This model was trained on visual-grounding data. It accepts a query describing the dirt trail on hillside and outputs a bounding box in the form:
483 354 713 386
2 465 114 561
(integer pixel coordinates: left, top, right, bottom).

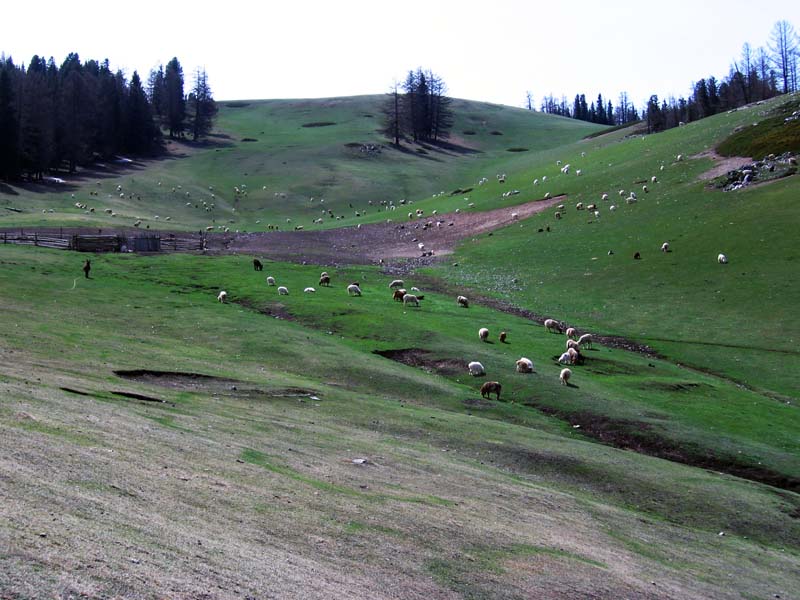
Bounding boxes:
694 149 753 181
206 194 565 265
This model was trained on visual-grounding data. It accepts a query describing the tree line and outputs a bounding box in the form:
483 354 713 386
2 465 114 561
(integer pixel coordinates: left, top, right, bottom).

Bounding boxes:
382 68 454 145
0 53 217 182
528 19 798 133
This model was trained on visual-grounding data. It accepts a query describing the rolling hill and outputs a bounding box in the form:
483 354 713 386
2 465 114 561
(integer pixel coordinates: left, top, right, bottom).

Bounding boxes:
1 94 798 599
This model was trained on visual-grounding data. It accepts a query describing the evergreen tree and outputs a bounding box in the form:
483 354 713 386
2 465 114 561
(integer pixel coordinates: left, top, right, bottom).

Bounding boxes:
0 62 19 180
20 56 56 179
147 65 166 121
187 68 217 141
127 71 157 153
164 57 185 138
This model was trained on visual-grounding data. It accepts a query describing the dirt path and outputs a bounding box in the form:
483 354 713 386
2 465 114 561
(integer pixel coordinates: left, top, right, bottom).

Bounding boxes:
206 194 566 265
694 149 753 181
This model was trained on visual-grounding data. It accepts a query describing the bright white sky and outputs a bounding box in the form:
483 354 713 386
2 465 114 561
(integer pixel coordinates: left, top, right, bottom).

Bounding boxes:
3 0 798 110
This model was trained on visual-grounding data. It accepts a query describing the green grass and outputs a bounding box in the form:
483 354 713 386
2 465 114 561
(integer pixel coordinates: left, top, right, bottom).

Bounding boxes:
0 95 601 233
1 93 800 596
717 95 800 157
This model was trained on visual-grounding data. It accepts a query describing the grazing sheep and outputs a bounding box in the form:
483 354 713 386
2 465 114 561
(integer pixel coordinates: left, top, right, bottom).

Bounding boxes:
586 204 597 211
642 185 649 193
278 286 289 295
516 357 534 373
576 169 582 176
661 242 670 253
480 381 502 400
267 276 276 286
304 287 316 293
566 339 580 352
565 327 577 339
558 351 572 365
554 211 562 220
320 271 329 278
403 293 419 307
560 368 572 385
319 275 331 286
457 295 469 308
217 290 227 303
578 333 593 349
575 202 584 210
347 284 362 296
479 327 489 342
393 288 407 301
468 361 485 376
499 331 507 343
567 347 581 364
601 193 609 201
718 253 728 264
544 319 562 334
633 252 641 259
651 176 658 183
676 154 684 161
389 279 404 289
253 258 263 271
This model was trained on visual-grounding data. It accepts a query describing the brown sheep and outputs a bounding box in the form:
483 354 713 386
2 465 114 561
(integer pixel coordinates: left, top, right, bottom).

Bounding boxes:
480 381 502 400
499 331 507 343
319 275 331 286
393 288 407 301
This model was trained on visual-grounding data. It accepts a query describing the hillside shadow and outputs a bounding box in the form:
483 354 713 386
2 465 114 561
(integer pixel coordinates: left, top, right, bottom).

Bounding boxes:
422 140 482 156
0 183 19 196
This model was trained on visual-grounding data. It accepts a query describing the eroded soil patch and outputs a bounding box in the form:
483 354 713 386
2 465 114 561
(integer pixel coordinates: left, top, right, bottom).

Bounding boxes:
374 348 465 376
527 403 800 492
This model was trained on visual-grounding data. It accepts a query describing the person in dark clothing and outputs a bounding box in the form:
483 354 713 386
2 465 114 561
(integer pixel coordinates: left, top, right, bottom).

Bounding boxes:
83 259 91 278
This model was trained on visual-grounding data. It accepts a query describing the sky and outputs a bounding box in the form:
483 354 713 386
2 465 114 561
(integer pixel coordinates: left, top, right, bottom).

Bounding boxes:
3 0 798 110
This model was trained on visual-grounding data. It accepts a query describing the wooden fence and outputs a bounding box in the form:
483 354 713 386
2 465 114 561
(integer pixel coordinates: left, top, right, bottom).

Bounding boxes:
1 230 205 253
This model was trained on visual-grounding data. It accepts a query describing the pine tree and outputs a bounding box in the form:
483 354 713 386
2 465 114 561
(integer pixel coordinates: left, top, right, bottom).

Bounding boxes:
187 68 217 141
126 71 157 153
0 62 19 180
147 65 166 121
164 57 185 138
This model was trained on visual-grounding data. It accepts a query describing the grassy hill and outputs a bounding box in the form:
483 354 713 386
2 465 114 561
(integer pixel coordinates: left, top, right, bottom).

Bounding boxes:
0 96 600 232
1 94 799 598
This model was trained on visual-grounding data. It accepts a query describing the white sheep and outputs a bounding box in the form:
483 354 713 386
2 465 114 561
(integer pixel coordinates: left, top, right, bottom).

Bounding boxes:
347 284 362 296
457 295 469 308
558 351 572 365
304 287 316 293
267 276 276 286
578 333 593 349
651 176 658 183
389 279 404 289
516 357 534 373
718 253 728 264
278 286 289 295
566 339 580 352
601 193 609 201
511 212 519 221
565 327 577 339
468 361 485 376
575 169 582 176
661 242 670 253
642 185 649 193
402 293 419 307
567 347 580 364
217 290 227 303
560 368 572 385
410 287 421 292
544 319 562 334
478 327 489 342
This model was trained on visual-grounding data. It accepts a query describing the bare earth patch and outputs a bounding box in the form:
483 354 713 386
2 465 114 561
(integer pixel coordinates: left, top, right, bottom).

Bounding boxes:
694 149 753 181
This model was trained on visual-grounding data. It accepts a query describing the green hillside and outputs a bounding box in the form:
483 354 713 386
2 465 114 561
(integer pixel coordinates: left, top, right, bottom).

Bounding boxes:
1 94 799 598
0 96 600 232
